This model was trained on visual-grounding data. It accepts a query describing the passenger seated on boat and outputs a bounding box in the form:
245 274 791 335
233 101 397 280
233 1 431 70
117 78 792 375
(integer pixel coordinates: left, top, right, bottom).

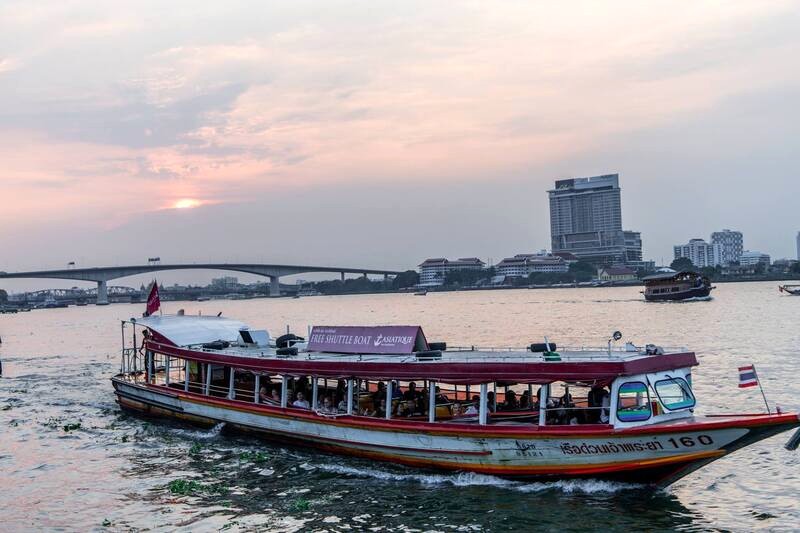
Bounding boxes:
270 388 281 404
337 398 348 413
463 395 480 415
487 391 496 412
319 396 336 414
391 381 403 400
501 390 519 411
374 398 387 418
292 391 310 409
372 382 386 407
587 385 610 423
403 382 420 402
434 386 449 405
259 386 270 403
519 389 532 409
556 392 577 425
451 402 462 416
335 380 347 404
296 377 311 399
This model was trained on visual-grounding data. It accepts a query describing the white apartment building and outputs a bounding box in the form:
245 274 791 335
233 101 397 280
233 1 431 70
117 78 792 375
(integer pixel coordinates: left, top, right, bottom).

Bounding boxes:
796 231 800 261
495 253 568 278
673 239 722 268
739 251 771 268
710 229 743 265
417 257 485 287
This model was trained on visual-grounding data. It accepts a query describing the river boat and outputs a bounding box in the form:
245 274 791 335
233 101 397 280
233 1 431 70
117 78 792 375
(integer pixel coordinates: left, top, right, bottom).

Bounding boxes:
641 271 714 301
414 289 428 296
111 317 800 487
778 284 800 295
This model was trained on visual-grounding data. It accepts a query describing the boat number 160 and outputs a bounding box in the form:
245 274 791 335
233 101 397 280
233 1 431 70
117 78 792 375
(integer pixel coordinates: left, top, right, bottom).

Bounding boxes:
667 435 714 448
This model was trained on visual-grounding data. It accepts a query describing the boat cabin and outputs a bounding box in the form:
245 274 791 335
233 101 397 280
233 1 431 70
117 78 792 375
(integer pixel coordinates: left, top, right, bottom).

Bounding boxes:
118 316 698 431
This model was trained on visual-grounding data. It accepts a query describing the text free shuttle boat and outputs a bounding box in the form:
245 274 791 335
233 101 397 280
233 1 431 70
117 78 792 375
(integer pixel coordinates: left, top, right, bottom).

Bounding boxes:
112 316 800 487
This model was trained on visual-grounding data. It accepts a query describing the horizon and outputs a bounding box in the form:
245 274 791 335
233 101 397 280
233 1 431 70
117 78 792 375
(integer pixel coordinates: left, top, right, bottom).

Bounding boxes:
2 1 800 292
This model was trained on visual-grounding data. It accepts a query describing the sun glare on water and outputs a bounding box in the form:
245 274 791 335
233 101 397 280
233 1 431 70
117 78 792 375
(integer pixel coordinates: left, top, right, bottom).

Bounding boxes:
172 198 202 209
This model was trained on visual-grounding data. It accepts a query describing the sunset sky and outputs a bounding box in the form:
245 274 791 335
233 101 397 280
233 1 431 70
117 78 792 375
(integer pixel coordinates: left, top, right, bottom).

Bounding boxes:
2 1 799 289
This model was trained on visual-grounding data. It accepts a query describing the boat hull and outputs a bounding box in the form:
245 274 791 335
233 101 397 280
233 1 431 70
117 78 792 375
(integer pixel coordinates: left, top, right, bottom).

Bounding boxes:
644 286 713 302
112 378 799 487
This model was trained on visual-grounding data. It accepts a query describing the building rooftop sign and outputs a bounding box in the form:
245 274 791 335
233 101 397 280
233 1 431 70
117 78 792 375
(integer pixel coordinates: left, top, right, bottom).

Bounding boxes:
308 325 429 354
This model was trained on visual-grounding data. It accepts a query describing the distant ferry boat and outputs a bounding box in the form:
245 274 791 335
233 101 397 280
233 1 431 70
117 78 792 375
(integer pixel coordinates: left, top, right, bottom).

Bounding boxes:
112 316 799 487
642 271 714 301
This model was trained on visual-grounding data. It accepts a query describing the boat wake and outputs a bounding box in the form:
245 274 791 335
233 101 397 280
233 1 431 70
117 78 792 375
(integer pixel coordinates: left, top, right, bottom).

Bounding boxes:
166 422 226 440
652 296 713 303
315 463 642 494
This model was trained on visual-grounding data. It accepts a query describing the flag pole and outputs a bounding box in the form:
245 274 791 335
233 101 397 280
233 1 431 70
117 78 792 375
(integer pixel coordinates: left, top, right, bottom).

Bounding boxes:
753 365 771 414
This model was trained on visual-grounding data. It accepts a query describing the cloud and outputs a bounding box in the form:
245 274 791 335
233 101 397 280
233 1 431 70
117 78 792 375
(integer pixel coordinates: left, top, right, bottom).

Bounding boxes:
1 0 800 269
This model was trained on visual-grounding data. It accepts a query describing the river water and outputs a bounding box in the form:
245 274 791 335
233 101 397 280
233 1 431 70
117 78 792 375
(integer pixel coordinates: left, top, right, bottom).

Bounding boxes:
1 282 798 532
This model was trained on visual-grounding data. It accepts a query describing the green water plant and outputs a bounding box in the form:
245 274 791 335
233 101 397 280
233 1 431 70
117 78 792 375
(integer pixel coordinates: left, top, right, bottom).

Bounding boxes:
62 422 81 432
291 498 310 512
167 479 202 495
239 450 269 464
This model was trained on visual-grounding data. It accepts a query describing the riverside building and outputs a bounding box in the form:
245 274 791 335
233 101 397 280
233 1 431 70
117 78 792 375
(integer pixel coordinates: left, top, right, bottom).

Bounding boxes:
548 174 642 266
710 229 743 266
494 253 568 278
673 239 722 268
796 231 800 261
417 257 485 287
739 251 771 268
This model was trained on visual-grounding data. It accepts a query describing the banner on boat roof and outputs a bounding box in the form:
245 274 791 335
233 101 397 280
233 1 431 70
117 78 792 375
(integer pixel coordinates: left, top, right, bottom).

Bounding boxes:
308 325 428 354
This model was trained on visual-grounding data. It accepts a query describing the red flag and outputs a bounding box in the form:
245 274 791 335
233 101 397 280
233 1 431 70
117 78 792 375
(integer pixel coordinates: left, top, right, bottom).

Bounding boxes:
145 281 160 317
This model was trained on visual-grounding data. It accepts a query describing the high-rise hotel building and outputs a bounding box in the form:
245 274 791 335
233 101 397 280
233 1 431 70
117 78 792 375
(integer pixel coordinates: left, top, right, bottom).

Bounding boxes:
548 174 642 266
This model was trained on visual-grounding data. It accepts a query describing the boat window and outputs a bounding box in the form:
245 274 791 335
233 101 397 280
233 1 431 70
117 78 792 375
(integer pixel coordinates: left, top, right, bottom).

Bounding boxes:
616 382 651 422
654 377 695 410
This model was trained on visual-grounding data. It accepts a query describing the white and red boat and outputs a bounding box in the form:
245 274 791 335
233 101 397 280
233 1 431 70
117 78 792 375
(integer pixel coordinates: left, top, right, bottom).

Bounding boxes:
112 316 800 487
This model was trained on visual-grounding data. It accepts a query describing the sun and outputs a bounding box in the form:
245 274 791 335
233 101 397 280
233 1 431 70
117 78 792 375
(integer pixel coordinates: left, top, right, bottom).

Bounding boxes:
172 198 202 209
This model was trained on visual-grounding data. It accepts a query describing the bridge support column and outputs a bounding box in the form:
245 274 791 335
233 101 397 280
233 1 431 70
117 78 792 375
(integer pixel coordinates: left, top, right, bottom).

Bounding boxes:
340 272 345 282
96 280 109 306
269 275 280 297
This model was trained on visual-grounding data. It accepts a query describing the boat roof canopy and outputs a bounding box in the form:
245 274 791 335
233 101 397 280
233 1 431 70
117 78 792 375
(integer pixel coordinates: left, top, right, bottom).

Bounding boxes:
146 340 699 385
642 270 700 282
134 315 249 347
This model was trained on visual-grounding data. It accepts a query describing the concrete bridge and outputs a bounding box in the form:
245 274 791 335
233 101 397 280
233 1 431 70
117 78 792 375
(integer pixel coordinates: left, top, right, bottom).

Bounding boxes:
0 263 403 304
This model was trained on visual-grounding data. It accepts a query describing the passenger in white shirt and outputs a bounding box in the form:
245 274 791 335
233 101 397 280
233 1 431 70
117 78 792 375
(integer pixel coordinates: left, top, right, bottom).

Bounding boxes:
292 391 310 409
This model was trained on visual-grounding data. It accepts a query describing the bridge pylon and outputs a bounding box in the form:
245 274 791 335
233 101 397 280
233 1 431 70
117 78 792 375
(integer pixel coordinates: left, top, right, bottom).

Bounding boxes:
97 280 109 305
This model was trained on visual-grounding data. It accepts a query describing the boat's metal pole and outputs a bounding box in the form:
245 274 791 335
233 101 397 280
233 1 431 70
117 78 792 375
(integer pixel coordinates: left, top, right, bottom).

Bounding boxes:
254 374 261 403
479 383 488 425
281 376 288 408
753 365 771 414
228 368 235 400
184 360 190 392
204 364 212 395
312 377 318 410
346 379 354 415
165 356 170 386
492 382 497 412
428 381 436 423
538 384 549 426
385 381 393 420
120 322 125 374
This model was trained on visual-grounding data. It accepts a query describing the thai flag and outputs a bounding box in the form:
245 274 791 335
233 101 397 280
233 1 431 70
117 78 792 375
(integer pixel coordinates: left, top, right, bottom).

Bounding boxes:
738 365 759 388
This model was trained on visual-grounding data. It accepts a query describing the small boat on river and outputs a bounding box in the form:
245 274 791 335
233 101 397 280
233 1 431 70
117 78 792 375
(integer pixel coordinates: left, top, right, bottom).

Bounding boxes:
778 284 800 295
112 316 800 487
641 271 714 301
